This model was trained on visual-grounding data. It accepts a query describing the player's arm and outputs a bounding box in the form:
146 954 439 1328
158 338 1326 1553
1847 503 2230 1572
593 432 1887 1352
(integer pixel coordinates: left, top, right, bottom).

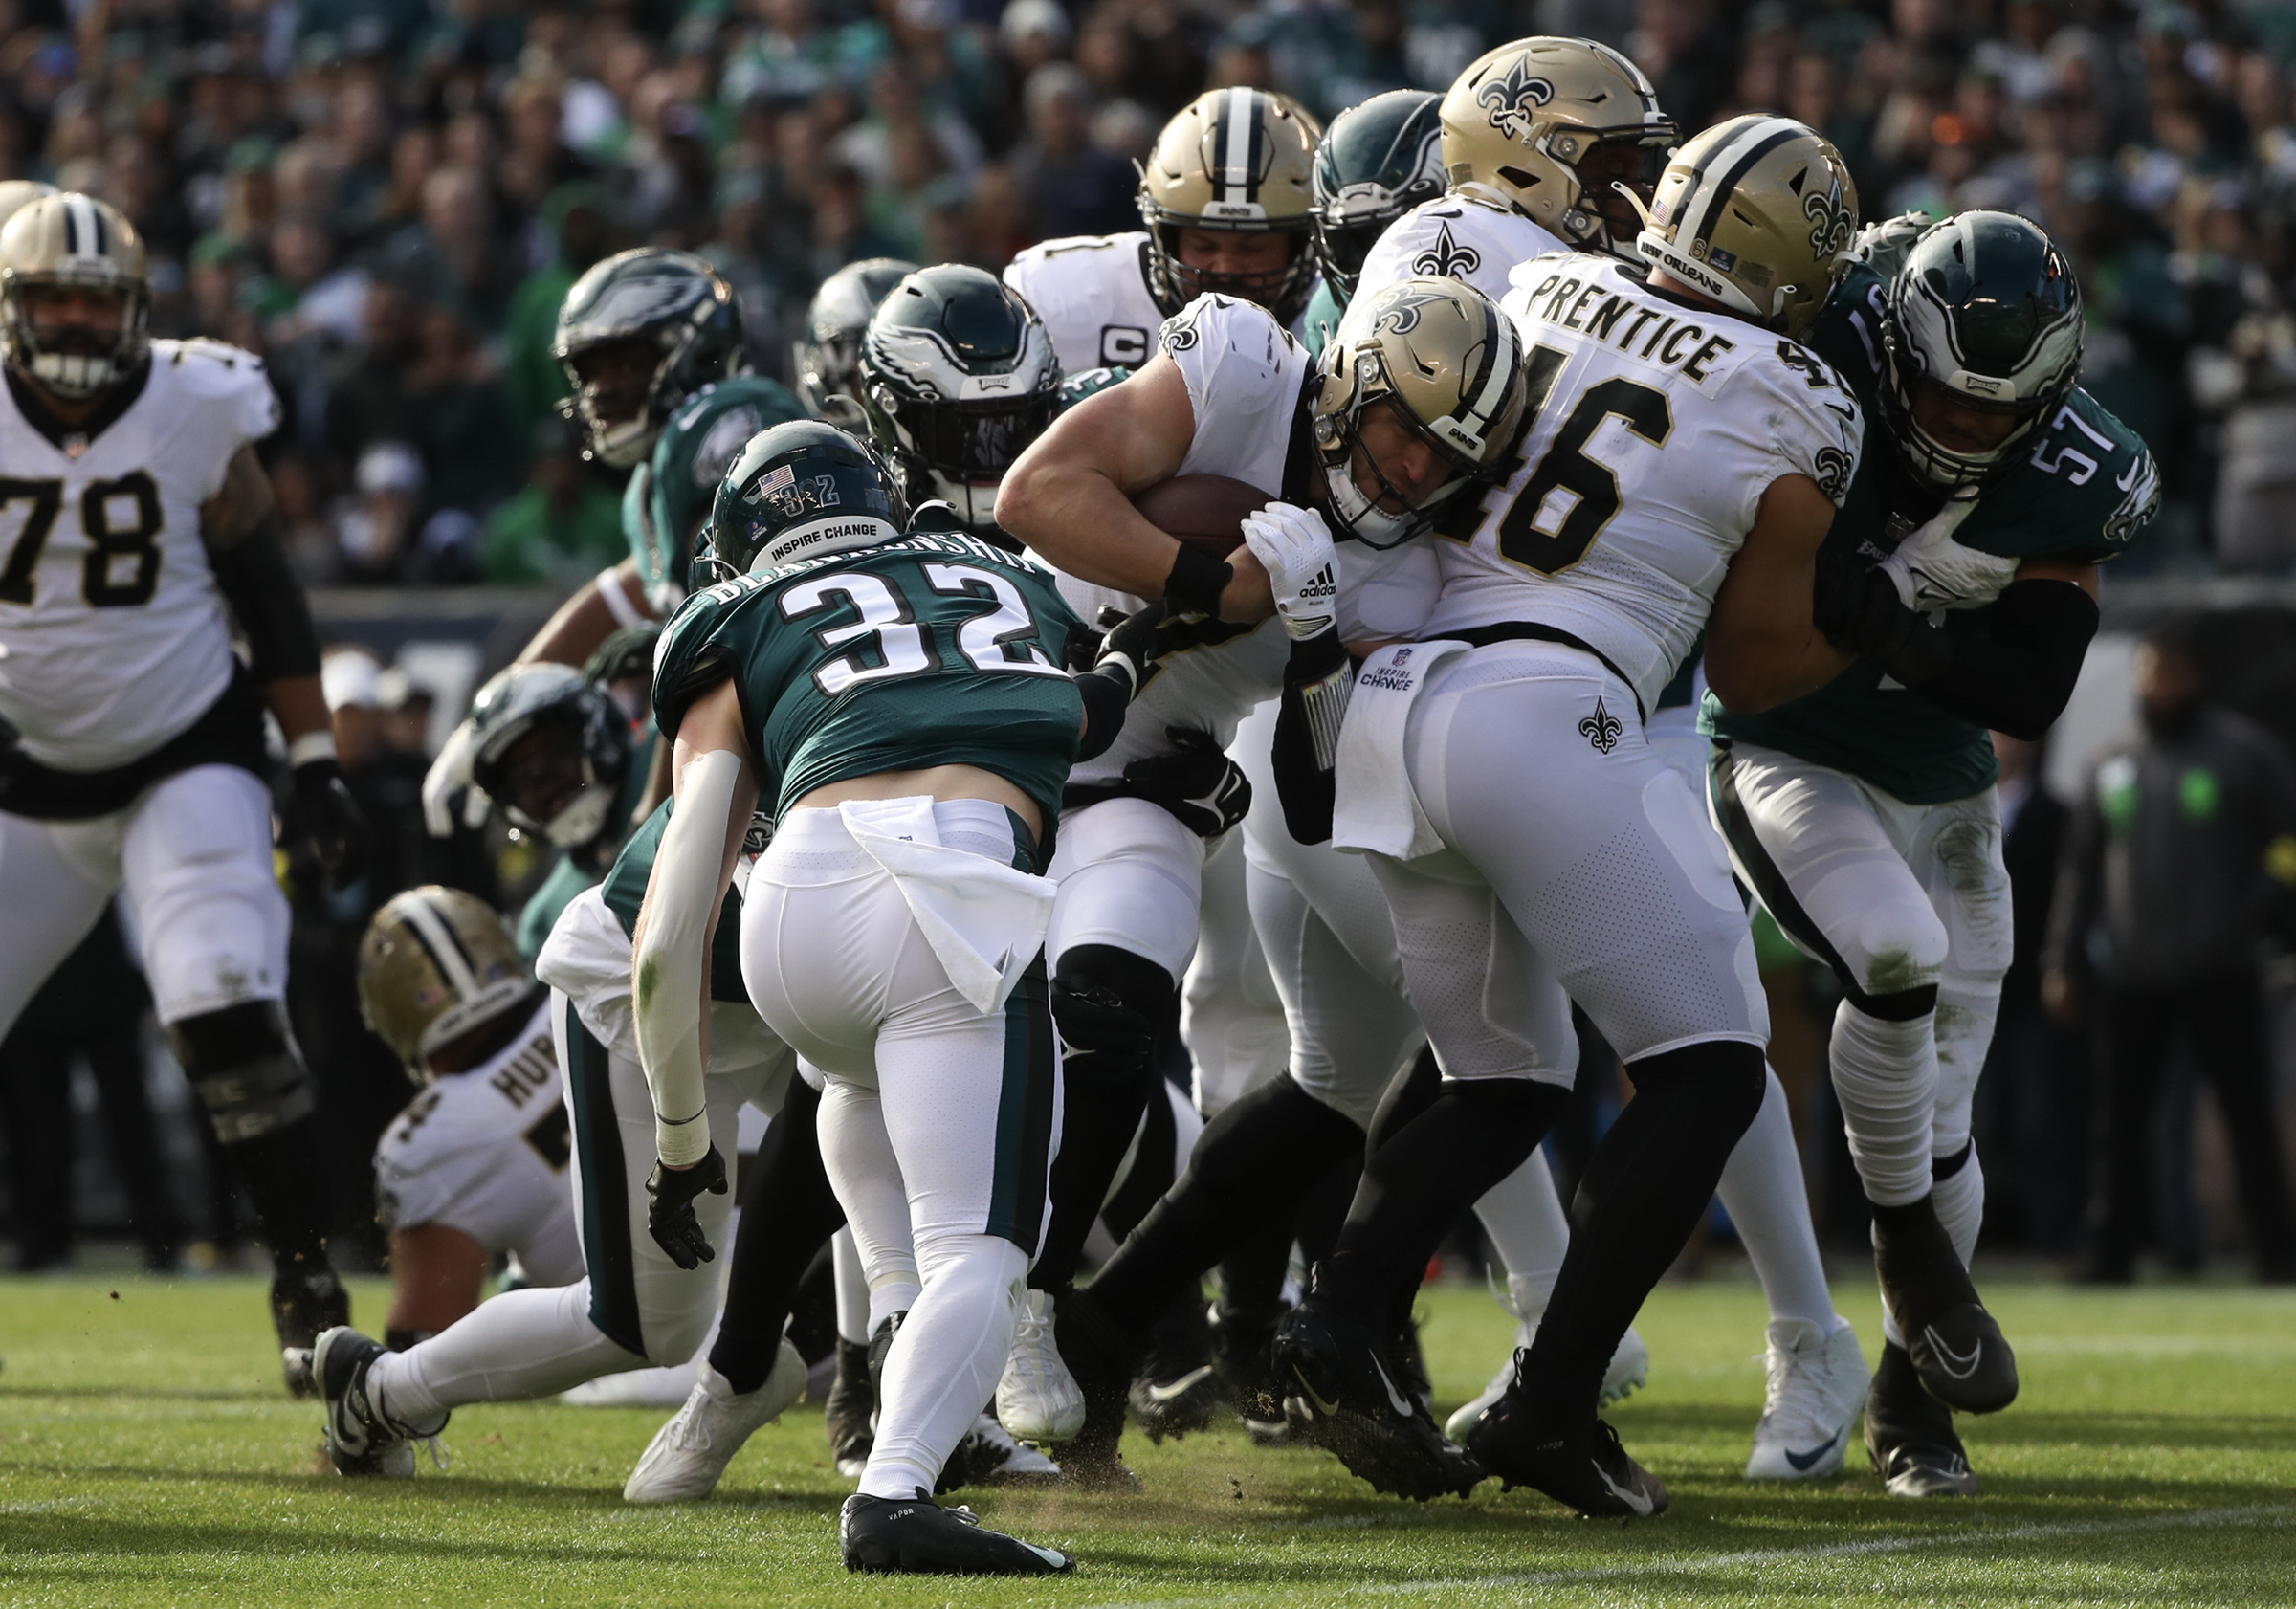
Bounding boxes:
200 443 369 881
384 1222 489 1349
1704 474 1856 714
518 558 657 668
629 677 754 1266
996 356 1272 623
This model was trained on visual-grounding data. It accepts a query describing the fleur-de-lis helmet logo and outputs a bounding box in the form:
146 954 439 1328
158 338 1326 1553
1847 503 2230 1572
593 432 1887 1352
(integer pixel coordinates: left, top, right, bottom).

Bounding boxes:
1370 286 1453 337
1803 179 1853 261
1476 59 1555 141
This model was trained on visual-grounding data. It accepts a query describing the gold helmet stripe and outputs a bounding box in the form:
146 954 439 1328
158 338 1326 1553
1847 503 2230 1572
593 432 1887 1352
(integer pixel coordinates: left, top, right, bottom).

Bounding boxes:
1676 116 1803 261
394 890 483 1000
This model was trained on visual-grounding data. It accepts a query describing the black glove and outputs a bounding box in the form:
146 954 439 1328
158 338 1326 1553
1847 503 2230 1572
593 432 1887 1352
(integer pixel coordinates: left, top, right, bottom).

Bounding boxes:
288 759 370 890
646 1144 728 1269
1119 727 1252 837
1049 975 1156 1069
1093 600 1176 696
1812 547 1924 666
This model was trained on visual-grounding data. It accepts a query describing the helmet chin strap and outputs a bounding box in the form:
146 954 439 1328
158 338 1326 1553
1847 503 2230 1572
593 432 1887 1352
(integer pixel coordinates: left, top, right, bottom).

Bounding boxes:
591 413 658 469
1322 457 1417 549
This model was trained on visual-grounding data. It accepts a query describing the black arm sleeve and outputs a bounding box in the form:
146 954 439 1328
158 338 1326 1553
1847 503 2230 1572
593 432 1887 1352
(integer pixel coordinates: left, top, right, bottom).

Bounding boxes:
1882 580 2101 742
1073 666 1130 762
1270 629 1349 847
208 511 321 683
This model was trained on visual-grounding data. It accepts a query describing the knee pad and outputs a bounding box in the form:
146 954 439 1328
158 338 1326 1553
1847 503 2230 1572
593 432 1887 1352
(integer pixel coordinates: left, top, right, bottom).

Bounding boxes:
168 1002 316 1144
1051 944 1174 1078
1623 1038 1770 1135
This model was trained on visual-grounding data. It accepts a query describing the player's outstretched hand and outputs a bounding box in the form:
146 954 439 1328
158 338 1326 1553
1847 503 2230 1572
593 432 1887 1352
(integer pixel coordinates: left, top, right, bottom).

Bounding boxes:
1121 728 1252 837
290 759 371 891
1240 502 1337 642
1093 600 1175 697
646 1146 728 1269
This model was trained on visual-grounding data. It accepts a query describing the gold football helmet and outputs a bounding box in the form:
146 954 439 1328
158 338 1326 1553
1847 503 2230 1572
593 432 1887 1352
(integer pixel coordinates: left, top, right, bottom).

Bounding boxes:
1312 276 1531 548
1138 87 1322 322
1440 37 1676 256
0 192 149 398
358 887 533 1082
0 181 58 233
1633 114 1858 339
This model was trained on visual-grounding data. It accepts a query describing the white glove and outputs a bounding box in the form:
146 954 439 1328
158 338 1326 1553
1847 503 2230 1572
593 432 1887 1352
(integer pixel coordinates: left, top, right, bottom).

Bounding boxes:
1240 501 1337 642
419 717 489 837
1877 495 2019 613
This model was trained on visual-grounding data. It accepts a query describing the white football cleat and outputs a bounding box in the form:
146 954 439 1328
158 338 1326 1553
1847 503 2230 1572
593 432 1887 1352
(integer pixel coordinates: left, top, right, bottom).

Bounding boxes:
623 1344 807 1504
995 1291 1085 1444
1745 1316 1870 1480
939 1412 1063 1490
1443 1275 1649 1443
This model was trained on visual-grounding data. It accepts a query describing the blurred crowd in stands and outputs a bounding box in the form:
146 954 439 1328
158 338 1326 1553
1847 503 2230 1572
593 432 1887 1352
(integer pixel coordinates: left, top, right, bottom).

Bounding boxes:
4 0 2296 1280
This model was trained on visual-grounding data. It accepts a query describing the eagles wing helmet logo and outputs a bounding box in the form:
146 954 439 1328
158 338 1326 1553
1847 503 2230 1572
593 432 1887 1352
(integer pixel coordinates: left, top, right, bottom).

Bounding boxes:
1411 223 1482 280
1476 60 1556 140
1578 696 1623 755
1370 286 1453 337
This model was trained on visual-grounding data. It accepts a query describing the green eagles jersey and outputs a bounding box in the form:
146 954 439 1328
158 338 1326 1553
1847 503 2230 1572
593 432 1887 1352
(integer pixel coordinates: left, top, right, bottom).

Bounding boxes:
513 723 660 962
599 799 749 1003
1299 279 1345 364
625 375 809 606
652 514 1087 842
1701 262 2160 804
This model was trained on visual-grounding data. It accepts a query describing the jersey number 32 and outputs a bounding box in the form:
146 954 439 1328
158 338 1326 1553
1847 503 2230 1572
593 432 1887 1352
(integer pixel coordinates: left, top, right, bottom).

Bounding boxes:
781 562 1068 696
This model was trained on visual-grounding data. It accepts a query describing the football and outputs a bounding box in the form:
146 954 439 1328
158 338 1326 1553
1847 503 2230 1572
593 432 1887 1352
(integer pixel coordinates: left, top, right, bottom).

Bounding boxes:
1130 474 1269 558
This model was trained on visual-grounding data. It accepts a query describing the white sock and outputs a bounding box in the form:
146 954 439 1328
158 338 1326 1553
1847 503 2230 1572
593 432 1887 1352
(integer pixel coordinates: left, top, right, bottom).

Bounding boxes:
1470 1145 1567 1310
1717 1066 1838 1329
1829 1003 1938 1208
831 1226 872 1346
370 1282 640 1428
859 1234 1027 1500
1931 1146 1985 1270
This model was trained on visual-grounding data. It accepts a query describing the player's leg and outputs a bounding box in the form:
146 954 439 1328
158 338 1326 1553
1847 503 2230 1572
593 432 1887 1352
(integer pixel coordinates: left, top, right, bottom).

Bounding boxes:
0 808 115 1040
826 1226 876 1475
1712 742 2016 1419
2183 969 2296 1277
119 764 344 1393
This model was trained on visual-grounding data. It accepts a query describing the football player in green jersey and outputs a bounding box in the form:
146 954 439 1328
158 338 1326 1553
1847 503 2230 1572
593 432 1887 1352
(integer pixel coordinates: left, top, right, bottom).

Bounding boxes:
1701 210 2159 1498
634 420 1163 1574
1298 89 1446 359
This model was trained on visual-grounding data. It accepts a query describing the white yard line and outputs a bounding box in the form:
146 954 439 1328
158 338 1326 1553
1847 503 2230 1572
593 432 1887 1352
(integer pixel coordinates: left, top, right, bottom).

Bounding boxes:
1083 1501 2293 1608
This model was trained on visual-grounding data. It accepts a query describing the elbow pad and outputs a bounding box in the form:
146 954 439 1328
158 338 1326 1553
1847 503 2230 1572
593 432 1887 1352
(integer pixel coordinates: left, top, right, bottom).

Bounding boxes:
1896 580 2101 740
210 512 320 682
633 749 740 1167
1270 629 1349 846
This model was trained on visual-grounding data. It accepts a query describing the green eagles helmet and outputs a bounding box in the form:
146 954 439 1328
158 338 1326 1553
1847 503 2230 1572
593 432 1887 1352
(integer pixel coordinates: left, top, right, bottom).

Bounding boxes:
554 248 746 469
858 265 1061 537
1312 90 1446 307
705 420 908 577
466 662 633 850
1881 210 2084 492
791 256 918 427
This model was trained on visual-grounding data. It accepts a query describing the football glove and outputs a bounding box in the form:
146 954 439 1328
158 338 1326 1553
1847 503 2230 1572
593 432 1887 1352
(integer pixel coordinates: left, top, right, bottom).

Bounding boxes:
1877 498 2019 612
1118 727 1253 838
288 759 371 890
1241 502 1337 643
1093 599 1175 698
646 1145 728 1270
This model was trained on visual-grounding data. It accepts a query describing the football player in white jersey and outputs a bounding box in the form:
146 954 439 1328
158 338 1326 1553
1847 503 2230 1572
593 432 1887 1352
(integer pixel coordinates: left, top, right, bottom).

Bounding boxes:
1340 40 1876 1479
998 275 1531 1483
357 889 586 1348
1254 116 1869 1517
1004 87 1322 374
0 193 367 1389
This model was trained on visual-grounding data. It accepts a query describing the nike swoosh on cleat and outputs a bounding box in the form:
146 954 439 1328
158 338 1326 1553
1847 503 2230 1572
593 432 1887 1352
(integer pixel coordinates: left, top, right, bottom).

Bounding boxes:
1292 1368 1341 1421
1596 1466 1656 1515
1368 1356 1415 1419
1783 1438 1839 1472
1142 1366 1216 1404
1924 1327 1982 1379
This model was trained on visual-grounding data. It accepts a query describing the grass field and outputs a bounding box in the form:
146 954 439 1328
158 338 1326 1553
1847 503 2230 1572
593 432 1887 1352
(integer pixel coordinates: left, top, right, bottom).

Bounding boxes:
2 1273 2292 1606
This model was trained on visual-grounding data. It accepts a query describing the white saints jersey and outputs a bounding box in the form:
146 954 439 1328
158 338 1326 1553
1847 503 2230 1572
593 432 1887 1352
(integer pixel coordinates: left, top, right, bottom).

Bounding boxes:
1004 231 1171 375
1356 190 1568 309
372 998 586 1289
1421 253 1865 714
0 340 279 770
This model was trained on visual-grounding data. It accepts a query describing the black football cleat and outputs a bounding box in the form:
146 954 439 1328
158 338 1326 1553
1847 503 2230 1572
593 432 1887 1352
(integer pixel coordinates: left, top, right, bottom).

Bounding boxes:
1208 1300 1292 1445
273 1265 349 1398
826 1337 875 1480
1051 1290 1141 1491
1127 1293 1222 1443
313 1326 447 1478
1462 1389 1667 1518
1865 1340 1980 1497
840 1488 1074 1575
1271 1297 1483 1501
1872 1198 2018 1414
